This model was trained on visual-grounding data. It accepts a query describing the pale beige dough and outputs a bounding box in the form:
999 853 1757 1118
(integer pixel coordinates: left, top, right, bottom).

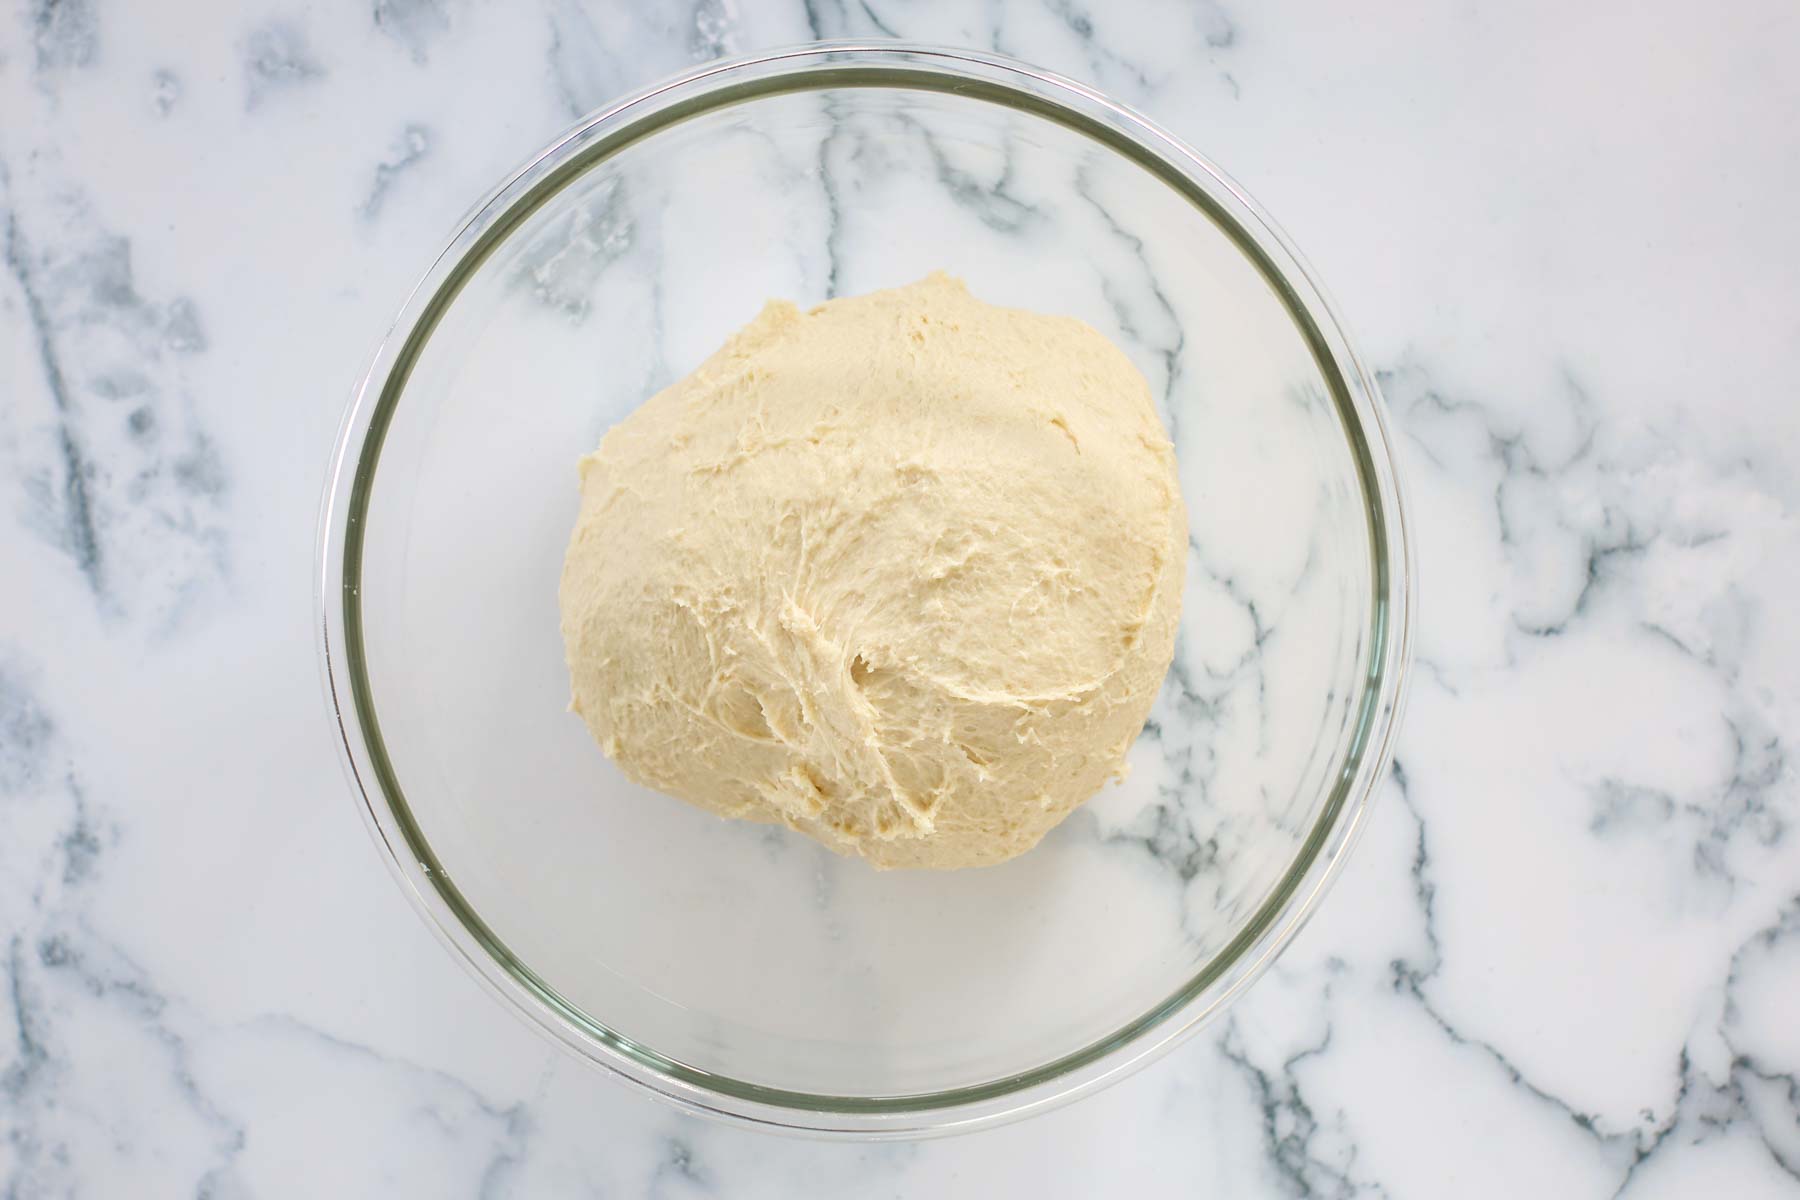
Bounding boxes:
559 273 1186 869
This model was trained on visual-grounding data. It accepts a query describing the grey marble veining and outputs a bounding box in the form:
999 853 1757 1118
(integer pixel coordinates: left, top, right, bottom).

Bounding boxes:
3 0 1798 1195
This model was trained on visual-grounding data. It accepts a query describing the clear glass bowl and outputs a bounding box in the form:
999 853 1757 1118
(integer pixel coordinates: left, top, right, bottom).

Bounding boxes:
318 43 1412 1136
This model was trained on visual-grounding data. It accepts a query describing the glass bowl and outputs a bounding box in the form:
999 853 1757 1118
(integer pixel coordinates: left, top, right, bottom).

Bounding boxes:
318 43 1412 1137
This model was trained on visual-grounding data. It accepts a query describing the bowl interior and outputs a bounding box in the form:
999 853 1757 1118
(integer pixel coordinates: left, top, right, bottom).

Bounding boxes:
352 81 1375 1100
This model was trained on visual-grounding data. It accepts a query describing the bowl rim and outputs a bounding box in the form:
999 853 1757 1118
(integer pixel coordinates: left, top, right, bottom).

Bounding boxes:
316 40 1415 1138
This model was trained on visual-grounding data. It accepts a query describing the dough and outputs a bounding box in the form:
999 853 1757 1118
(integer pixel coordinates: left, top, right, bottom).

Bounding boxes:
559 273 1186 869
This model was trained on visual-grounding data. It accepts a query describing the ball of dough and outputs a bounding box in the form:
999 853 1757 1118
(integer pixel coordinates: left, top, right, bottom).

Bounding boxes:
560 273 1186 869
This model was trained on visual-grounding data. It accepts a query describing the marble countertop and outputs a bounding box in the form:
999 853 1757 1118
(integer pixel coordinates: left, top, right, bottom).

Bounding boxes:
5 0 1798 1195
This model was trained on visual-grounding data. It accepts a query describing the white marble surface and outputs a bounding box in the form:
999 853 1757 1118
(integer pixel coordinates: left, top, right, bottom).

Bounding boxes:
3 0 1798 1194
